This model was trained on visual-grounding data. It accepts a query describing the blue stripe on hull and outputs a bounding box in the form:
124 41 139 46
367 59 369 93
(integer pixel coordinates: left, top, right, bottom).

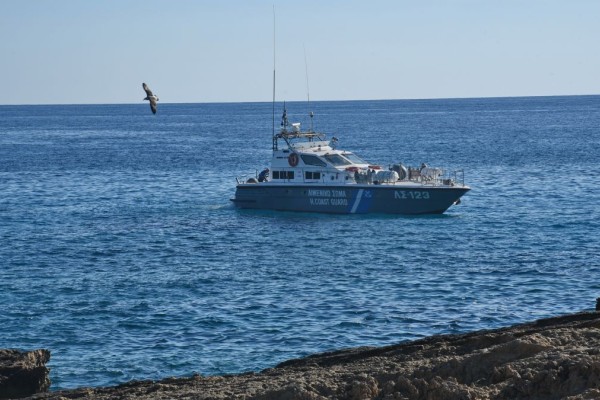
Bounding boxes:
346 188 374 214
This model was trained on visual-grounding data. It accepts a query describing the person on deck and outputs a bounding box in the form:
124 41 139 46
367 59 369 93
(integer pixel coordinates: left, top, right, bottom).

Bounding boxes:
258 168 270 182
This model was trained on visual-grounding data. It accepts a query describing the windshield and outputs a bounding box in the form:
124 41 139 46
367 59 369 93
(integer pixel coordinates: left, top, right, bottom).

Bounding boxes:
342 152 368 164
323 154 352 166
300 154 327 167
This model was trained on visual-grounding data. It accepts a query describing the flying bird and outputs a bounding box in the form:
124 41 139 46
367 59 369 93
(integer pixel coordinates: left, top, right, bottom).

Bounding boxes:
142 83 159 114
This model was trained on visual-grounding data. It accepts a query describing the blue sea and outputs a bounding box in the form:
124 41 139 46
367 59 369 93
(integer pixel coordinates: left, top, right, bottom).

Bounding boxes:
1 96 599 390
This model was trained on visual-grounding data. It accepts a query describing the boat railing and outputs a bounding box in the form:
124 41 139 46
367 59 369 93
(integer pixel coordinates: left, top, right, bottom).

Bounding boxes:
237 167 466 187
417 168 466 187
452 169 466 187
236 171 259 184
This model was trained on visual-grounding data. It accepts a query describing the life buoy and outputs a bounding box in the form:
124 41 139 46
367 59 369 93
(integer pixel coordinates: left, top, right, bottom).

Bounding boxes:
288 153 299 167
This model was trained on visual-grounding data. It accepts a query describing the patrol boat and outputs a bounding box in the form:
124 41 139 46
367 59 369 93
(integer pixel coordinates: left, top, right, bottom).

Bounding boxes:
231 107 470 214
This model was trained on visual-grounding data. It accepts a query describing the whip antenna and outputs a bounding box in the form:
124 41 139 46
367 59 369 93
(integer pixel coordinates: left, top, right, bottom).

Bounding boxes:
272 5 276 144
303 45 314 132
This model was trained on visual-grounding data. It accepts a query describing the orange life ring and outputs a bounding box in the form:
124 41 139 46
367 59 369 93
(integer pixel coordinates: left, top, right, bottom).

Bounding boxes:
288 153 299 167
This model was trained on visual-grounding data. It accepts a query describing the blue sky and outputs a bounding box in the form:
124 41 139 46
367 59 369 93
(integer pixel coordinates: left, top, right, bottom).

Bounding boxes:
1 0 599 105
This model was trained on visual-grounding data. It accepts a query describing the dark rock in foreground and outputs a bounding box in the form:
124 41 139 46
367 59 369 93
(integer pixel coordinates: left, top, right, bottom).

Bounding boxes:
13 311 600 399
0 349 50 399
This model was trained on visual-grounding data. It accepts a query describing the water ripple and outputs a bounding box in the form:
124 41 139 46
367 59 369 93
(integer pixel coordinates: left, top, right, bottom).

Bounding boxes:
1 99 599 389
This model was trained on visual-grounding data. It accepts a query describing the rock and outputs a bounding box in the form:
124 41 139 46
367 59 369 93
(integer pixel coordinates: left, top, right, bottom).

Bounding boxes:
0 349 50 399
348 375 379 400
12 311 600 399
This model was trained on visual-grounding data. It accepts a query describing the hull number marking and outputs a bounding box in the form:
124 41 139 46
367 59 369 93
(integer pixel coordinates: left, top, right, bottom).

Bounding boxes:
394 191 431 200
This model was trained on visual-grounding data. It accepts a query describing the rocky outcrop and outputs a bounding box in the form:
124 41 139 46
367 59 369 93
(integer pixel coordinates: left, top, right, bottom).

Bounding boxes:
0 349 50 399
20 311 600 400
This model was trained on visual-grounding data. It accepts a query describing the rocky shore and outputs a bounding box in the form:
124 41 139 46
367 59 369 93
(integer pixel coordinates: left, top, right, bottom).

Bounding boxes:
3 310 600 399
0 349 50 399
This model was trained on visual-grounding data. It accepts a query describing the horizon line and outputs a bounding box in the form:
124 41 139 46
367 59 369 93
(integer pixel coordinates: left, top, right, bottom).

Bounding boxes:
1 93 599 107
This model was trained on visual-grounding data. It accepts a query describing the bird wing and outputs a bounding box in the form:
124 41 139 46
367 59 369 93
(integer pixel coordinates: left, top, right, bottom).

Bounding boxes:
142 82 153 97
149 98 157 114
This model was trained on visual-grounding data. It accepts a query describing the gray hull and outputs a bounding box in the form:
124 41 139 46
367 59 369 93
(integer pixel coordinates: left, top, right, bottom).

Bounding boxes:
231 184 469 215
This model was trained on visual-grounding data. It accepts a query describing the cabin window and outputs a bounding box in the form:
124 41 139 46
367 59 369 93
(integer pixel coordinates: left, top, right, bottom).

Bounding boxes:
273 171 294 180
300 154 327 167
324 154 351 166
305 171 321 180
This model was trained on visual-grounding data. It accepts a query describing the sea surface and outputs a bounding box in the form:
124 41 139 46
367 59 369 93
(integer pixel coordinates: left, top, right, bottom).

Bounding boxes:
1 96 599 390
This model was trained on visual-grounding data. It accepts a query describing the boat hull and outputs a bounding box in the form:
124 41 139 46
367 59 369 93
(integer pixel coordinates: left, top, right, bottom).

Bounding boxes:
231 184 469 215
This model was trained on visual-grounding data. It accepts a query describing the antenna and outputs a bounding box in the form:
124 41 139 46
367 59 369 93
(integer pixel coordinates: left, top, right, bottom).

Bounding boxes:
303 45 314 132
272 5 277 150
